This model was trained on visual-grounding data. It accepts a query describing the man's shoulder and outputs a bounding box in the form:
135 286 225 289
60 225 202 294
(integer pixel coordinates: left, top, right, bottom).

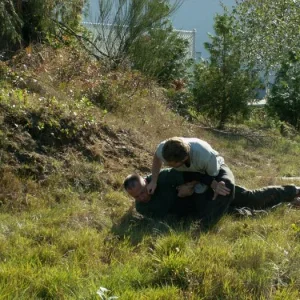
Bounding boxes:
188 137 211 148
189 138 216 159
157 168 183 185
145 169 179 182
159 168 181 177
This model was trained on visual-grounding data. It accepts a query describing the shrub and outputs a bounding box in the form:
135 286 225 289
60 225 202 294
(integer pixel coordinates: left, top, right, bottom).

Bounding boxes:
130 25 192 86
267 60 300 130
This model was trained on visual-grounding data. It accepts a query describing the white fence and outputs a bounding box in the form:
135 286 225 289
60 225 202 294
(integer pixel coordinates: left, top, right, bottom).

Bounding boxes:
82 22 196 60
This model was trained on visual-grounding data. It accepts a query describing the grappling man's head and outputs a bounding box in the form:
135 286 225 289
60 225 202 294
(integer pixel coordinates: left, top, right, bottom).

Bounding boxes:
123 174 151 203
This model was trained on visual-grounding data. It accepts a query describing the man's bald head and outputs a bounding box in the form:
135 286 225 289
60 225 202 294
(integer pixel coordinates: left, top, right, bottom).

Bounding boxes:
123 174 151 203
123 174 143 190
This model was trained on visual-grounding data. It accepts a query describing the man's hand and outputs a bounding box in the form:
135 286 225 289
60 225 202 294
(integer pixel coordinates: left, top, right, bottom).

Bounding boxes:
147 180 157 194
177 182 195 198
211 180 231 200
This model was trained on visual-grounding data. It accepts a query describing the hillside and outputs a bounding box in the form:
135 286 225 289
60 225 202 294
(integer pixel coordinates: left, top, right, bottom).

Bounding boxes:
1 45 300 299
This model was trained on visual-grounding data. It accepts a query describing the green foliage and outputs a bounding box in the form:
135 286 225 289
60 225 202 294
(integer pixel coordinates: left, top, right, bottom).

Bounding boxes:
130 25 192 85
0 0 22 51
193 12 260 128
267 61 300 130
88 0 182 67
0 89 98 149
232 0 300 71
0 0 88 55
166 88 193 118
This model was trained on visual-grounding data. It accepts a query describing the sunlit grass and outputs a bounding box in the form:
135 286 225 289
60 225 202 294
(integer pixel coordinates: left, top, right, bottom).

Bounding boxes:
1 46 300 299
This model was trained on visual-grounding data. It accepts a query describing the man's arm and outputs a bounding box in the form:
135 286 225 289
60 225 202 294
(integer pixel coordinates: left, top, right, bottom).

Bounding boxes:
147 153 162 194
180 172 230 199
177 180 199 197
175 172 212 197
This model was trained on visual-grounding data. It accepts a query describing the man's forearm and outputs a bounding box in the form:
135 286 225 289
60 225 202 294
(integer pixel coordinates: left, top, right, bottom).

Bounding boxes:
186 180 200 188
151 154 162 183
177 180 200 198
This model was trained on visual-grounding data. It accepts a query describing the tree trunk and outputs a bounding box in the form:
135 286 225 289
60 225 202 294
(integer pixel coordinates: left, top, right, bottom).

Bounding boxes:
14 0 22 15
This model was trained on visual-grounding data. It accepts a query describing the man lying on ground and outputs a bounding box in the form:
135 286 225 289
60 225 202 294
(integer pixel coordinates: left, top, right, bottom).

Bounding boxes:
124 169 300 227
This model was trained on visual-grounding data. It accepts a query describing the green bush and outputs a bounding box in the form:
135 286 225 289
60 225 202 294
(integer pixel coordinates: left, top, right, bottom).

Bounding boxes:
165 88 193 118
267 60 300 130
130 25 192 86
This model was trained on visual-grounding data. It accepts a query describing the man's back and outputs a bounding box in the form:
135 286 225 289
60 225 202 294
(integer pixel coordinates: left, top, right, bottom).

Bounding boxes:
135 169 184 218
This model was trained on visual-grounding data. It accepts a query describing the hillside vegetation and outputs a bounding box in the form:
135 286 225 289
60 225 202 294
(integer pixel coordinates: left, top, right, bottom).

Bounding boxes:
1 46 300 299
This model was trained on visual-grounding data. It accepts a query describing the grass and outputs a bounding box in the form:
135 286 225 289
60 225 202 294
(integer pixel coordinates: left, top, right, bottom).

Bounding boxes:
0 45 300 299
2 208 300 299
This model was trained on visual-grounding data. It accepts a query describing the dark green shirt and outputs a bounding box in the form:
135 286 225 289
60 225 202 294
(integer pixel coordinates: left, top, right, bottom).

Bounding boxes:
135 169 184 218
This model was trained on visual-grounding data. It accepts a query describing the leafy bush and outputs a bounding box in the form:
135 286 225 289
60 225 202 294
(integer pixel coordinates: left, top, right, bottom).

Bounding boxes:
267 60 300 130
130 25 192 86
165 88 193 118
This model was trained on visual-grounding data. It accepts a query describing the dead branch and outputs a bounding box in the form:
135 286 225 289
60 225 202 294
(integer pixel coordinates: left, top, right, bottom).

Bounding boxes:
192 124 270 144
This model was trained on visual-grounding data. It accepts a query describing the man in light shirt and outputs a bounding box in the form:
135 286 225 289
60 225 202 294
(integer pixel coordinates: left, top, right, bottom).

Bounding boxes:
147 137 234 224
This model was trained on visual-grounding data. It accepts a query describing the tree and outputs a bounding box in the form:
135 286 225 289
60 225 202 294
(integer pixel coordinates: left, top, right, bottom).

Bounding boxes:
0 0 22 52
232 0 300 72
88 0 183 66
193 12 260 129
0 0 88 57
129 24 191 85
267 60 300 130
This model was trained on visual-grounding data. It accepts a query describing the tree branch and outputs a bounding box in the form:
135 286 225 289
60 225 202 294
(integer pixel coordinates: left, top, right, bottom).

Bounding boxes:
51 19 110 60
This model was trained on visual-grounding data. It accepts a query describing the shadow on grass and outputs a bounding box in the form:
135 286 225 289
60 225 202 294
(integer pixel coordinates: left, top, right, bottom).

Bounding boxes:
110 210 205 245
110 204 281 246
